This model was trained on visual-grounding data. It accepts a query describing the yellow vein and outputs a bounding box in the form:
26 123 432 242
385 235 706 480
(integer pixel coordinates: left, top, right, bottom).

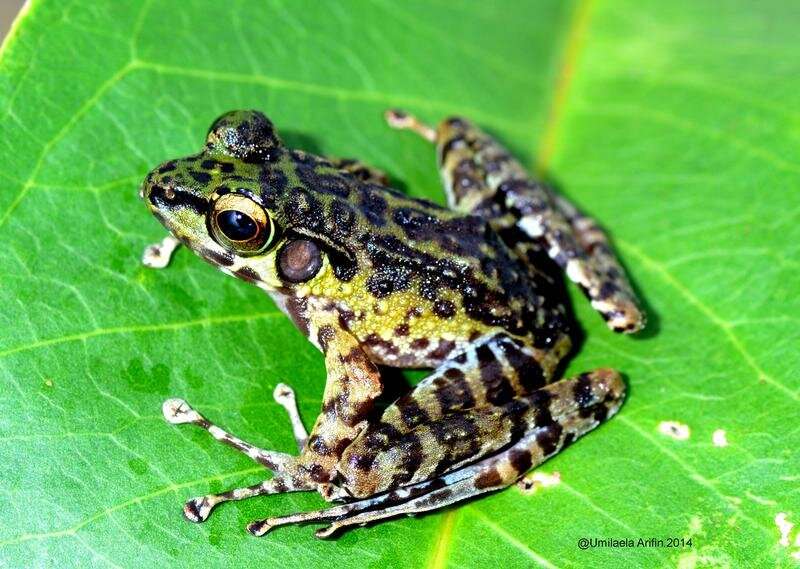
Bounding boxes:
421 4 598 565
534 0 595 173
618 239 799 402
0 311 282 360
0 0 34 62
0 466 264 547
427 510 457 569
421 4 599 566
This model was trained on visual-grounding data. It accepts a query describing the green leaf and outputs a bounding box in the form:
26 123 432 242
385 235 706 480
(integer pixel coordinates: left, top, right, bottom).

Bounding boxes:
0 0 797 567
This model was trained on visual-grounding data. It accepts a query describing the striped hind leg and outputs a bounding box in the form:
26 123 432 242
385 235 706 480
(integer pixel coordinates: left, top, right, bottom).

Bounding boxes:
248 369 625 537
387 110 645 334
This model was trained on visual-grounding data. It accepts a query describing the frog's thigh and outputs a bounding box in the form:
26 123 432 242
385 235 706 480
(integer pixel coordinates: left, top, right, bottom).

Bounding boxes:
383 332 557 433
299 323 383 483
337 333 567 498
252 369 625 537
326 157 390 186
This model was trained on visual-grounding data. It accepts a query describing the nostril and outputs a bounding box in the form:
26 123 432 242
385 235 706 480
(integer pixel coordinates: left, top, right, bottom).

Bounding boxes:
148 184 175 201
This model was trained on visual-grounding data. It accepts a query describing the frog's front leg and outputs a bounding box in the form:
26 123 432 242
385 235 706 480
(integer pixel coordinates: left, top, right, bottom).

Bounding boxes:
297 318 383 493
161 391 315 522
141 234 181 269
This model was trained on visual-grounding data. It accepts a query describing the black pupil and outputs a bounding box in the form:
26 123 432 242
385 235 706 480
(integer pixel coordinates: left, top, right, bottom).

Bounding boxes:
217 210 259 241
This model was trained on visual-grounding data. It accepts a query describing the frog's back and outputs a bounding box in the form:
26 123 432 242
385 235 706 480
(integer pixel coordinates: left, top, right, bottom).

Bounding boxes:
270 151 572 366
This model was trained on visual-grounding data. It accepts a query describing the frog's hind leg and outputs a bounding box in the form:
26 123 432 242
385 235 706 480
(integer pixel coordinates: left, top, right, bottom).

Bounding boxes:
387 110 645 333
248 369 625 537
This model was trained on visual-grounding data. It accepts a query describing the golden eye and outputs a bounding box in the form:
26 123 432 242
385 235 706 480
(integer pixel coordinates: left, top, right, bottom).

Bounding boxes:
209 193 275 254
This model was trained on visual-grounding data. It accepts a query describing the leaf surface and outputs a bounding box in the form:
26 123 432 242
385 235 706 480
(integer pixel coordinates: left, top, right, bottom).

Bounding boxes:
0 1 797 567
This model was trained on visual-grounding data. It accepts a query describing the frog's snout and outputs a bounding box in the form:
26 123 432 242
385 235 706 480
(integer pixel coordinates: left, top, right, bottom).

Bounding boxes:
140 163 181 214
138 171 154 201
139 168 159 204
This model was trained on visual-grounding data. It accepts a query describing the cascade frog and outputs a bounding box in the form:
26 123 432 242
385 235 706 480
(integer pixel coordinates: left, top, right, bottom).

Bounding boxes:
140 109 645 537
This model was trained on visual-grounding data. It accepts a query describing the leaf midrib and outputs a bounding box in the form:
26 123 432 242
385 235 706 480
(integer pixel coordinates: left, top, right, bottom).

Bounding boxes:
425 1 596 567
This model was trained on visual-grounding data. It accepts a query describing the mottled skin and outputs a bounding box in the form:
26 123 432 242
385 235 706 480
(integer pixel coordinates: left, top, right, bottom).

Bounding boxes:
141 110 645 537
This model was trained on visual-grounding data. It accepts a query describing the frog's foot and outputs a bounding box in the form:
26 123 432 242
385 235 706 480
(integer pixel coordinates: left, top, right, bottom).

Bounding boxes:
248 369 626 538
385 109 438 143
142 234 181 269
162 398 293 472
272 383 308 452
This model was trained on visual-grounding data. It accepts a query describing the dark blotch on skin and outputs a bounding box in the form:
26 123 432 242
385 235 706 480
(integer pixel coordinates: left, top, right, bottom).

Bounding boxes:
396 396 431 429
474 467 503 489
498 336 545 391
317 325 336 352
410 338 430 351
509 449 533 474
284 296 310 337
366 265 412 298
536 422 563 456
190 171 212 184
439 134 467 163
394 435 425 486
429 339 456 361
278 239 323 283
593 402 609 423
348 452 375 471
477 344 513 405
234 266 260 283
149 185 207 215
432 299 457 319
202 247 234 267
157 160 177 174
573 374 594 408
528 389 553 429
434 369 476 412
360 186 388 226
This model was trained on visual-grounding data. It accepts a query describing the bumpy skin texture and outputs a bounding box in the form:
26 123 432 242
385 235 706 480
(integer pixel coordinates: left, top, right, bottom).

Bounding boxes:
141 110 645 537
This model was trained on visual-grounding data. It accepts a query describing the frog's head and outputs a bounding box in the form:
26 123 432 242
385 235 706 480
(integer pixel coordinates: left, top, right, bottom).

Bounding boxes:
141 110 328 291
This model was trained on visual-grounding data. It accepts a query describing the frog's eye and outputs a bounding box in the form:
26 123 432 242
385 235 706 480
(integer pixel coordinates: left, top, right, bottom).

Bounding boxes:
209 193 275 254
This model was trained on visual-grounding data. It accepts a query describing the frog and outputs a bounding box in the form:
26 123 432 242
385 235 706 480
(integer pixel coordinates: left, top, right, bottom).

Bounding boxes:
140 108 645 538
